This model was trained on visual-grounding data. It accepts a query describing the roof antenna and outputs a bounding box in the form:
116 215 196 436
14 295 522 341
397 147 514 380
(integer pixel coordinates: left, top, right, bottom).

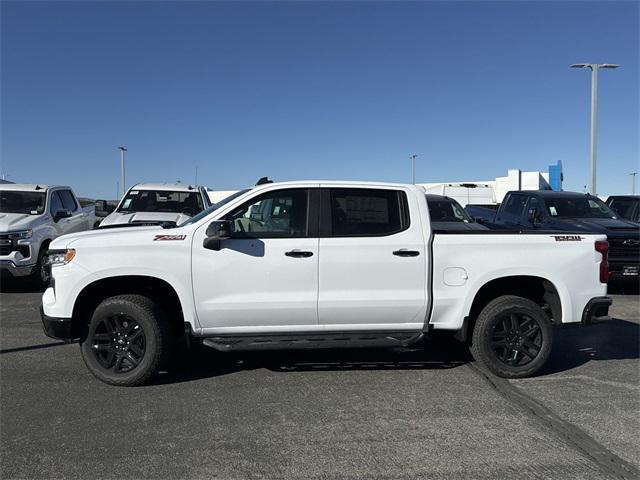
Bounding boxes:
255 177 273 186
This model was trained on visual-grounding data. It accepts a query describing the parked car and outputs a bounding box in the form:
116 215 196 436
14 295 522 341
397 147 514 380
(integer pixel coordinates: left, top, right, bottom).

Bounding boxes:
426 194 488 231
606 195 639 223
483 190 640 279
99 183 211 227
0 184 96 285
42 180 611 386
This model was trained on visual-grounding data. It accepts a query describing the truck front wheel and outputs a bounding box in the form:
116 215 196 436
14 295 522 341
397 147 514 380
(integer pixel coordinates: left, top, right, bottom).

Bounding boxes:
79 295 172 386
470 295 552 378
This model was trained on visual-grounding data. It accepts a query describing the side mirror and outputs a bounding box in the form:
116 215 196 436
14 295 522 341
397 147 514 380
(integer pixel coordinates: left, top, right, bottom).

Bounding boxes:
95 200 115 217
203 220 231 251
53 209 72 222
527 207 543 227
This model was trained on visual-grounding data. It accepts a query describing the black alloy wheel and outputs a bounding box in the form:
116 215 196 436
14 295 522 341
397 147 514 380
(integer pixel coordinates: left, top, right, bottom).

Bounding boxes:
80 294 172 386
490 312 542 367
91 314 146 373
470 295 553 378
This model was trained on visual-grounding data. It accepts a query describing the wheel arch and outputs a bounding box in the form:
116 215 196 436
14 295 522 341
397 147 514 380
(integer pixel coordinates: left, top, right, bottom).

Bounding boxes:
456 275 562 343
71 275 187 340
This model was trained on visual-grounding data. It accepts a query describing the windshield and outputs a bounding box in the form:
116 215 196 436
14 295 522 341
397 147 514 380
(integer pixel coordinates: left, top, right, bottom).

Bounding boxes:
118 190 204 216
0 191 46 215
428 198 474 222
607 198 637 219
544 196 617 219
179 189 251 227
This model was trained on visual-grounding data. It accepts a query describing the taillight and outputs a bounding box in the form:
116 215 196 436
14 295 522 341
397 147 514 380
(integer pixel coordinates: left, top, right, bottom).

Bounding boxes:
595 240 609 283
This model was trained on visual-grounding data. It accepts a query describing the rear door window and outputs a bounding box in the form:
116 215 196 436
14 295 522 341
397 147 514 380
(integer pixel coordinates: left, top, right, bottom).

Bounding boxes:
328 188 409 236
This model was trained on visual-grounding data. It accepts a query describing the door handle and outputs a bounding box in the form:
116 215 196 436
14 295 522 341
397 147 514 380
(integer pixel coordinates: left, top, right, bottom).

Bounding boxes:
285 250 314 258
393 249 420 257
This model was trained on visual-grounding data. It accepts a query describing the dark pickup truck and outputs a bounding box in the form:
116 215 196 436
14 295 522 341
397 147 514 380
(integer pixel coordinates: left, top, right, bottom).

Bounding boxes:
469 190 640 280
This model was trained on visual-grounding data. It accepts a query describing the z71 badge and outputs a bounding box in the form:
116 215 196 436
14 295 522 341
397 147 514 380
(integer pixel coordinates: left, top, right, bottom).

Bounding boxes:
552 235 584 242
153 234 186 241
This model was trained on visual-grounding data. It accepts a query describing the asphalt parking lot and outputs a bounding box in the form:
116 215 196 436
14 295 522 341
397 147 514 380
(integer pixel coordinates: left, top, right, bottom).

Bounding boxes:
1 283 638 480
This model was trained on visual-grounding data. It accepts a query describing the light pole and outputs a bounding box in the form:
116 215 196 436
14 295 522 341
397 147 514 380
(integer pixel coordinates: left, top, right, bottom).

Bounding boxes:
118 146 127 198
570 63 619 196
409 154 417 184
631 172 638 195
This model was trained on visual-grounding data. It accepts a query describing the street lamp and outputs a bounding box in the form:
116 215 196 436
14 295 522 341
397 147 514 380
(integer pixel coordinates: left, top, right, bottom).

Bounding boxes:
631 172 638 195
571 63 619 196
118 146 127 198
409 154 417 184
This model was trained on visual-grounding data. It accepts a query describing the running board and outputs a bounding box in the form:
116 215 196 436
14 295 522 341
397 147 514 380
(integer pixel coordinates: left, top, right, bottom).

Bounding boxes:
201 331 424 352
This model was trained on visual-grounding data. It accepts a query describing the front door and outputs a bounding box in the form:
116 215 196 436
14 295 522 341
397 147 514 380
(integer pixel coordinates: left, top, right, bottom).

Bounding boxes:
318 187 427 330
192 187 319 333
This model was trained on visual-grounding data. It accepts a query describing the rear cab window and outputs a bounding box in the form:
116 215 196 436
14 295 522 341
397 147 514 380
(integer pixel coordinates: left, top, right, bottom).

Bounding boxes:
502 194 528 218
327 188 409 236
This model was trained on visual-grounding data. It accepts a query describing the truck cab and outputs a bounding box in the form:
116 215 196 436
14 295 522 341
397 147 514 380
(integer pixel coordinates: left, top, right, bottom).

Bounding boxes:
99 183 211 228
0 184 94 285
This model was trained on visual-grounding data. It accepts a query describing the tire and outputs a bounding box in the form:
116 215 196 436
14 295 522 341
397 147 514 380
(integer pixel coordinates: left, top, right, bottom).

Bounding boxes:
470 295 553 378
79 294 172 386
29 246 48 290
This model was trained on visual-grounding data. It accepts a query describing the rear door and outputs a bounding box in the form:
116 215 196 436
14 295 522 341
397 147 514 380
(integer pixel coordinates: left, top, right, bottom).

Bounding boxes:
317 187 427 329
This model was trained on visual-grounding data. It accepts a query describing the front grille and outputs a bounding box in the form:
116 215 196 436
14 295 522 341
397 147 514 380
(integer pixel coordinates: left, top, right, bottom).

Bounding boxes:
0 242 30 258
609 238 640 259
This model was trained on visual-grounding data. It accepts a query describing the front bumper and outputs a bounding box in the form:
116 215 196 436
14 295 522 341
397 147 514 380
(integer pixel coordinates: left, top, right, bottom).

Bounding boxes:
0 260 35 277
581 296 612 326
40 305 78 341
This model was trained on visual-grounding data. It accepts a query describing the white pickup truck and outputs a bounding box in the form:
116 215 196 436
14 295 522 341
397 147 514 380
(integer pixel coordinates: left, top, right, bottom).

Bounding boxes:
0 184 96 285
99 183 211 228
41 181 611 386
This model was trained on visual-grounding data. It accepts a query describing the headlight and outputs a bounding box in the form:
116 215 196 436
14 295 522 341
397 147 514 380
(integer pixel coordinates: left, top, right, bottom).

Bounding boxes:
47 249 76 266
7 230 32 240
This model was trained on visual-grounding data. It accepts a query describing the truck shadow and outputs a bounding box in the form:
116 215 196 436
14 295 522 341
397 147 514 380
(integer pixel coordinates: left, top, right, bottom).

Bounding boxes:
0 277 44 293
154 334 472 385
154 320 639 385
541 318 640 375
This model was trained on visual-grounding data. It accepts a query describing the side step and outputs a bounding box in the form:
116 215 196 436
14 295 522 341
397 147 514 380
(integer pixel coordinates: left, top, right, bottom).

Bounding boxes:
202 331 424 352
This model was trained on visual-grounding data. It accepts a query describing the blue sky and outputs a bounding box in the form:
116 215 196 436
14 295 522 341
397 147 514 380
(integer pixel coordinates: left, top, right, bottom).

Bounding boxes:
1 1 638 199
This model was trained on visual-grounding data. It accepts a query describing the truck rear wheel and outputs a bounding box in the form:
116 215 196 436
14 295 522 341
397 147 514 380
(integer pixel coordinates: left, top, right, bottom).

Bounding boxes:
79 295 172 386
470 295 552 378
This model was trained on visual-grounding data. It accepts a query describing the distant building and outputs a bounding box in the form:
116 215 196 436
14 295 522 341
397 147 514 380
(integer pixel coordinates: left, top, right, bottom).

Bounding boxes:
419 161 563 206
